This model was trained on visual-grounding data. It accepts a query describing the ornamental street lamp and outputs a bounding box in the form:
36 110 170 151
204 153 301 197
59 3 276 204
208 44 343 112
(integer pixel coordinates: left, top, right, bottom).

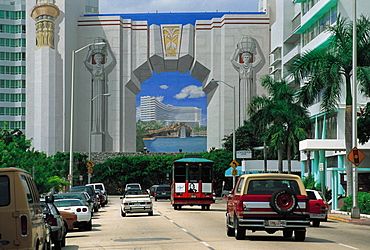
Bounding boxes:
69 41 105 187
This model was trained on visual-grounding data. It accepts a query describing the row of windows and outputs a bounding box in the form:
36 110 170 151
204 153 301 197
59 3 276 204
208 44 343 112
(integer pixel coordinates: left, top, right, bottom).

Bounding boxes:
0 80 25 88
309 114 337 139
302 6 337 46
0 25 26 34
0 39 26 48
0 52 25 61
0 107 25 116
0 93 25 102
0 66 26 75
302 0 320 15
0 121 25 130
0 10 25 20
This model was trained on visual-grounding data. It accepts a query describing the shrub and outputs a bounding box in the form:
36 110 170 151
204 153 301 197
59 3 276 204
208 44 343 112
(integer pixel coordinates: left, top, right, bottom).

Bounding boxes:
340 192 370 214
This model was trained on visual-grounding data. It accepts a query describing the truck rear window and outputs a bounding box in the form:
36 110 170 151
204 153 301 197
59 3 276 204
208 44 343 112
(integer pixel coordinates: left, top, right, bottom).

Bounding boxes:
247 180 301 195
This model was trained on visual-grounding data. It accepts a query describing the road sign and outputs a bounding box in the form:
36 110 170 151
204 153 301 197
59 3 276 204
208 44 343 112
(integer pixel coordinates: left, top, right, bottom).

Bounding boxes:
347 147 366 166
86 160 95 168
232 169 238 176
230 160 239 169
236 150 252 159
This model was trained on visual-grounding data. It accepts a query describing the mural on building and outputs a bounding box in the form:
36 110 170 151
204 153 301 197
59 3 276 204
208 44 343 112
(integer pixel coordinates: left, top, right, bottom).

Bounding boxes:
230 35 265 117
162 25 181 58
84 37 116 135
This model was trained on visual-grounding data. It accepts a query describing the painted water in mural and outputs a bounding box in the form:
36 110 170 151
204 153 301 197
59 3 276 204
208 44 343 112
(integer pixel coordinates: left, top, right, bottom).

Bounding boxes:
144 137 207 153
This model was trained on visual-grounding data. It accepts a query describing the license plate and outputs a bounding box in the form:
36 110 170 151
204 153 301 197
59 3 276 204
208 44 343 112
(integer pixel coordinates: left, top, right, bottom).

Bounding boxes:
191 195 196 198
266 220 285 227
162 192 166 195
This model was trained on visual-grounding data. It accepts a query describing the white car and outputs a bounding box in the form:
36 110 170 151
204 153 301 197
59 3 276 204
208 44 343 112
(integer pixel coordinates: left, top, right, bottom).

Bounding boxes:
54 199 92 231
120 189 153 217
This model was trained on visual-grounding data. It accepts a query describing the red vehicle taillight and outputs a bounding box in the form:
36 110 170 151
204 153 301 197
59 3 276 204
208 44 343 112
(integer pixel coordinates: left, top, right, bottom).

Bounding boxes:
20 215 28 236
82 208 87 212
47 218 58 226
147 202 152 205
76 208 81 212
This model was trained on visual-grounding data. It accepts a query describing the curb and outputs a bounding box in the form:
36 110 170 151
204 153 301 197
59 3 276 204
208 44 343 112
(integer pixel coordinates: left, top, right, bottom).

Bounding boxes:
330 210 370 219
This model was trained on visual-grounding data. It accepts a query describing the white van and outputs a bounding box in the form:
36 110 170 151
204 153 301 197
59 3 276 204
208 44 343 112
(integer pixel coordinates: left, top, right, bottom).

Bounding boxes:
86 183 108 204
0 167 50 249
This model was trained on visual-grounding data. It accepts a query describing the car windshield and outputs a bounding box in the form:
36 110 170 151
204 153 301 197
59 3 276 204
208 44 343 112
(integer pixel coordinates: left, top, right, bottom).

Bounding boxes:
246 180 301 195
126 189 145 195
157 186 170 191
54 193 84 200
54 199 84 207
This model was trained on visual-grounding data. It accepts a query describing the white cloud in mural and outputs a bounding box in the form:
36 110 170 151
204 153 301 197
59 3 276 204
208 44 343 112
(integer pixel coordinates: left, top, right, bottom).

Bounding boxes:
160 85 169 90
174 85 205 100
155 96 164 102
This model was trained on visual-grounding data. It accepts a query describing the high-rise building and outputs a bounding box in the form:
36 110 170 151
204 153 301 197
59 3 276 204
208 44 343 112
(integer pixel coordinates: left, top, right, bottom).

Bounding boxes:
0 0 26 131
139 96 202 127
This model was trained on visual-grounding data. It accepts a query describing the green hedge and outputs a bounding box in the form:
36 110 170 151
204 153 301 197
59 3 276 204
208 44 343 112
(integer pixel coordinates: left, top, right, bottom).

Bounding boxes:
340 192 370 214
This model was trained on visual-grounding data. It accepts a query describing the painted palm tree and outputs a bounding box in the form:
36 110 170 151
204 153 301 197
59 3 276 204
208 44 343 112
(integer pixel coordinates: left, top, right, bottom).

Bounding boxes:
293 15 370 196
248 75 310 173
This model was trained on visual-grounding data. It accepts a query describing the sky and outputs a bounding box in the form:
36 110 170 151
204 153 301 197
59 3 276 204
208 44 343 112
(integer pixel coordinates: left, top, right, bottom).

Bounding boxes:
99 0 260 14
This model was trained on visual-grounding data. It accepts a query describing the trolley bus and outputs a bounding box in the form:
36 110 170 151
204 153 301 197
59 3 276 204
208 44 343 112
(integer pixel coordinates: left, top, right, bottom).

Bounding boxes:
171 155 214 210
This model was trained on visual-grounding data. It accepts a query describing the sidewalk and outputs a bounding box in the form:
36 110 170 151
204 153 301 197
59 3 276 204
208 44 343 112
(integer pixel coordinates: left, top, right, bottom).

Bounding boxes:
328 210 370 226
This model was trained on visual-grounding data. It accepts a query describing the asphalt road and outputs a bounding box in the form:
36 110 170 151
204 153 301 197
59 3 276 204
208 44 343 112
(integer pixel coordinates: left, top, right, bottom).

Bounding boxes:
62 196 370 250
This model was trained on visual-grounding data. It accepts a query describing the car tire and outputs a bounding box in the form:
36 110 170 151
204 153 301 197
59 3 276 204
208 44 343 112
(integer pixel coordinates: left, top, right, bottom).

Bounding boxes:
294 230 306 241
312 219 320 227
121 209 126 217
227 225 235 237
85 220 92 231
43 239 51 250
283 229 293 238
269 188 298 215
148 211 153 216
234 217 246 240
53 240 62 250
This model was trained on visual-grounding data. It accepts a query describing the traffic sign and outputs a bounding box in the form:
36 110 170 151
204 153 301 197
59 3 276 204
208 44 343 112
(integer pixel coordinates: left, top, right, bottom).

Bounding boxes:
347 147 366 166
86 160 95 168
232 169 238 176
230 160 239 169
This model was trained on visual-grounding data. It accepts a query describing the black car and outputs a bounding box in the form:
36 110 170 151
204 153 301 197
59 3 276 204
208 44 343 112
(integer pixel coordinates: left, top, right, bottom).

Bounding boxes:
153 185 171 201
41 196 67 250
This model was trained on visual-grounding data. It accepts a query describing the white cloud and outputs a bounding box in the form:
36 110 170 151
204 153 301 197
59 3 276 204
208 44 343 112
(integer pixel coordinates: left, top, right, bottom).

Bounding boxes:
174 85 205 99
155 96 164 102
160 85 169 90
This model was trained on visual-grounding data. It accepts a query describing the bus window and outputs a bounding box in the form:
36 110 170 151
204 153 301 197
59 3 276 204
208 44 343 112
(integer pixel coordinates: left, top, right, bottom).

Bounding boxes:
174 164 186 182
188 164 199 182
202 165 212 182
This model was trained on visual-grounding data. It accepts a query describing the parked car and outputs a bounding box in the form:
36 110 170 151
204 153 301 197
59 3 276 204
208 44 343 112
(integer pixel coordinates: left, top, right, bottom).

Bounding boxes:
125 183 142 192
54 199 93 231
40 196 67 249
149 185 159 197
86 183 108 204
95 189 107 207
306 189 329 227
71 186 99 212
226 173 310 241
54 192 94 215
59 211 78 231
120 189 153 217
0 167 50 249
153 184 171 201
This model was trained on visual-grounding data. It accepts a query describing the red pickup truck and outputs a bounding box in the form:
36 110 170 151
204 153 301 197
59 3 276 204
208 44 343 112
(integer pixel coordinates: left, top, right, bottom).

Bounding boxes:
226 173 310 241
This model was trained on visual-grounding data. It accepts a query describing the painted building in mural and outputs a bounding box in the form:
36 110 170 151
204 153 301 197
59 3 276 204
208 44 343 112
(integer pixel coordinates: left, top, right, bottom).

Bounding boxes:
25 0 270 155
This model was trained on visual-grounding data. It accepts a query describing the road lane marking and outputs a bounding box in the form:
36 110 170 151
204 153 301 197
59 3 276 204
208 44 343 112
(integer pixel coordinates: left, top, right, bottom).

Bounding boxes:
338 243 359 249
158 210 215 250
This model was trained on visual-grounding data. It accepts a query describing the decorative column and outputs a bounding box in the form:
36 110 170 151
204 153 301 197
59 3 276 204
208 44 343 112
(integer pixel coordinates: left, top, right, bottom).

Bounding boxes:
31 0 60 49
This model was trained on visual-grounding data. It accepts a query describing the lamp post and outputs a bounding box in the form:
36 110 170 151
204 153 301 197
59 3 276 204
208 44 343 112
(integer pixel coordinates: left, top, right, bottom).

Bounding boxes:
211 79 237 187
69 41 105 187
88 93 111 184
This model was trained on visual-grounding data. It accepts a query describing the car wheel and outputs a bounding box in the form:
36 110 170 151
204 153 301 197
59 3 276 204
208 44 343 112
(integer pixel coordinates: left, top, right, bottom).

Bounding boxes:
227 225 235 237
121 209 126 217
53 240 62 250
155 197 157 201
269 188 298 215
312 219 320 227
85 220 92 231
283 229 293 238
94 206 99 212
43 239 51 250
148 211 153 216
234 217 245 240
294 230 306 241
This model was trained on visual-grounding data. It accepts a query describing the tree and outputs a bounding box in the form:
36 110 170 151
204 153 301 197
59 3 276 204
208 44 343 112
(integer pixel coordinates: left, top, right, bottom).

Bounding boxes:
293 15 370 196
248 75 310 173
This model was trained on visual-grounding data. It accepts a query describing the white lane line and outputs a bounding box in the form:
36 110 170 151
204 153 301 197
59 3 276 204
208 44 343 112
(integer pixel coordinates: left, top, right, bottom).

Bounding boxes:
338 243 359 249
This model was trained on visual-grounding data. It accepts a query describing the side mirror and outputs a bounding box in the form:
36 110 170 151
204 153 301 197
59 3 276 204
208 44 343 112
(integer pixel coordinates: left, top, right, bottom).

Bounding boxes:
45 195 54 203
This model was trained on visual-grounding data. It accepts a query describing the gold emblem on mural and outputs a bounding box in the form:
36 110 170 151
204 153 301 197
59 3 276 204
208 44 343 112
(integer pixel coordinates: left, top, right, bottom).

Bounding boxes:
162 25 181 58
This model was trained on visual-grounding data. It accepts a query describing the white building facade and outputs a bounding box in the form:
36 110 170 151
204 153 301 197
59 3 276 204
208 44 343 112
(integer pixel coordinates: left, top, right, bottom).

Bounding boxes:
268 0 370 209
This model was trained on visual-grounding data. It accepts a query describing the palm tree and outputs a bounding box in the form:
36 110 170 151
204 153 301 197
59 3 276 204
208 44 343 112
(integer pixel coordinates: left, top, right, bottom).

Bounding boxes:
248 75 310 173
293 15 370 196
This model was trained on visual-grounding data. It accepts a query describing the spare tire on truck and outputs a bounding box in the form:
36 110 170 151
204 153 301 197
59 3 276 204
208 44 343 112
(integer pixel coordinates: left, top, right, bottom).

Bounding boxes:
269 188 297 215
